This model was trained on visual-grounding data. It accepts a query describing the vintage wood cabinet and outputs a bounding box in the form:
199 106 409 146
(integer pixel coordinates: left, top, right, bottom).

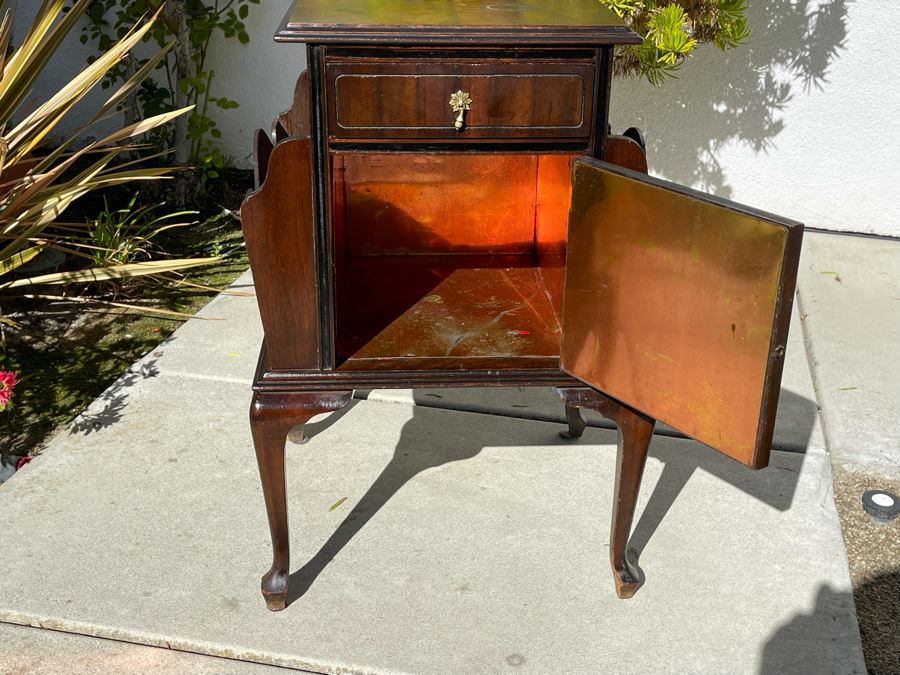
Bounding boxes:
240 0 804 611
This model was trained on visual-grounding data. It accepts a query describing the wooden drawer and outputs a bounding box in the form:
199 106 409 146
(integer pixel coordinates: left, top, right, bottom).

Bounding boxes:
325 58 595 141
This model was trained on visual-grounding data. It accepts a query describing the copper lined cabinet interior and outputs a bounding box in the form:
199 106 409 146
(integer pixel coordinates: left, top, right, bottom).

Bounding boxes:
240 0 804 611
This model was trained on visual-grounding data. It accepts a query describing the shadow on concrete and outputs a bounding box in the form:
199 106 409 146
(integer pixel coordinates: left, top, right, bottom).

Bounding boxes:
612 0 849 197
67 361 159 435
627 388 818 562
759 577 889 675
851 570 900 675
286 386 818 606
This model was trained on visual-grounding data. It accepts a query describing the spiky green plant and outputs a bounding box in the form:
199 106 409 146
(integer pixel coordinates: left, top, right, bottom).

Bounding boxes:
85 193 195 270
600 0 750 85
0 0 216 310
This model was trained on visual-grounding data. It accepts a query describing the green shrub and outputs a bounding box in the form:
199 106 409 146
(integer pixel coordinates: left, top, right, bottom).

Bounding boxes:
600 0 750 84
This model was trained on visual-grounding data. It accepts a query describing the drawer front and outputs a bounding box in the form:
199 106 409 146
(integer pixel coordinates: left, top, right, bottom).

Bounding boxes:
326 59 595 141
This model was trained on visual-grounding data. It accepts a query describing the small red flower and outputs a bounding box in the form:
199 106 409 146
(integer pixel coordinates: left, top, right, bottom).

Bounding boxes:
0 370 18 411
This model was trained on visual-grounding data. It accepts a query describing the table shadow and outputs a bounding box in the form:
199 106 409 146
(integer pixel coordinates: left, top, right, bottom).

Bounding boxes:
759 580 874 675
285 386 818 606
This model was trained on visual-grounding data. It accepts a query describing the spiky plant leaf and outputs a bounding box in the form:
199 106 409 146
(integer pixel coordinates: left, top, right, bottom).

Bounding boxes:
0 2 214 293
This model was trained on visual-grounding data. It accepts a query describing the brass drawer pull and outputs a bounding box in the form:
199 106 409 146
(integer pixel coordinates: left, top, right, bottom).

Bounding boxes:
449 90 472 131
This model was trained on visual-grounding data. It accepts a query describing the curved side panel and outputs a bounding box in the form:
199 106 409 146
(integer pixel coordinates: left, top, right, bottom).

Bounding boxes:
604 133 648 174
241 137 319 370
253 129 275 188
275 69 310 140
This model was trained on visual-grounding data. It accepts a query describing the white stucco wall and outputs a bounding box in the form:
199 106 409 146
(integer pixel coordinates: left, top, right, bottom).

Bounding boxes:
20 0 900 236
608 0 899 237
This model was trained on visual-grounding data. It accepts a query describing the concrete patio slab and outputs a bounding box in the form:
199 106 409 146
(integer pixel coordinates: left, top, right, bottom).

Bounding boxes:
0 372 863 674
0 622 293 674
134 269 261 386
796 232 900 475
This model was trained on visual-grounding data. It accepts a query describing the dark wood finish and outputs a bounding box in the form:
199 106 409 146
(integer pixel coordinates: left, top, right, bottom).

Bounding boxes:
590 48 613 158
559 387 655 598
240 136 320 370
326 58 595 141
755 225 804 467
250 391 353 610
308 45 336 370
561 158 803 467
276 0 642 46
622 126 646 151
276 69 310 138
604 133 649 173
561 404 587 439
254 349 579 392
252 129 273 188
239 1 804 609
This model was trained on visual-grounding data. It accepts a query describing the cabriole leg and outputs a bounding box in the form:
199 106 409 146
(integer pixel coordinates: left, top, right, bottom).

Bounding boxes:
249 390 352 610
608 407 654 598
558 387 656 599
560 403 587 439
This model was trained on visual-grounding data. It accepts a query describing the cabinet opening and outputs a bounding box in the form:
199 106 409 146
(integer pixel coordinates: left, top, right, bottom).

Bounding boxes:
331 151 578 367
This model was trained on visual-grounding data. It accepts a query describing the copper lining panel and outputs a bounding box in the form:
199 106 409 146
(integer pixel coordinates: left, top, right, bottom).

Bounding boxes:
335 152 575 256
534 153 575 257
337 153 538 255
336 256 562 363
533 154 575 329
561 159 802 467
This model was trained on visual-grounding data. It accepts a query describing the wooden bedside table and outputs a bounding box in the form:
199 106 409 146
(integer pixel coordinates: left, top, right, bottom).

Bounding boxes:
241 0 804 611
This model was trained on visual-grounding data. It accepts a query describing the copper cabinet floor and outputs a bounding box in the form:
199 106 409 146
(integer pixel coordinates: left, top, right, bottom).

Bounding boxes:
336 256 563 365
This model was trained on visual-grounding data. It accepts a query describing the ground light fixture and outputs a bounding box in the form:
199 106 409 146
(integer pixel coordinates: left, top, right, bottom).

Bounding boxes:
861 490 900 523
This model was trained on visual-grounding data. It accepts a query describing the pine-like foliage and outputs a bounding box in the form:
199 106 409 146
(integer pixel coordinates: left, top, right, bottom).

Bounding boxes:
600 0 750 85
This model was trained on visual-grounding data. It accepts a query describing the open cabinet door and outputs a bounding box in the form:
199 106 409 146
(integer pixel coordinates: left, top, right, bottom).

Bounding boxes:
561 157 803 469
